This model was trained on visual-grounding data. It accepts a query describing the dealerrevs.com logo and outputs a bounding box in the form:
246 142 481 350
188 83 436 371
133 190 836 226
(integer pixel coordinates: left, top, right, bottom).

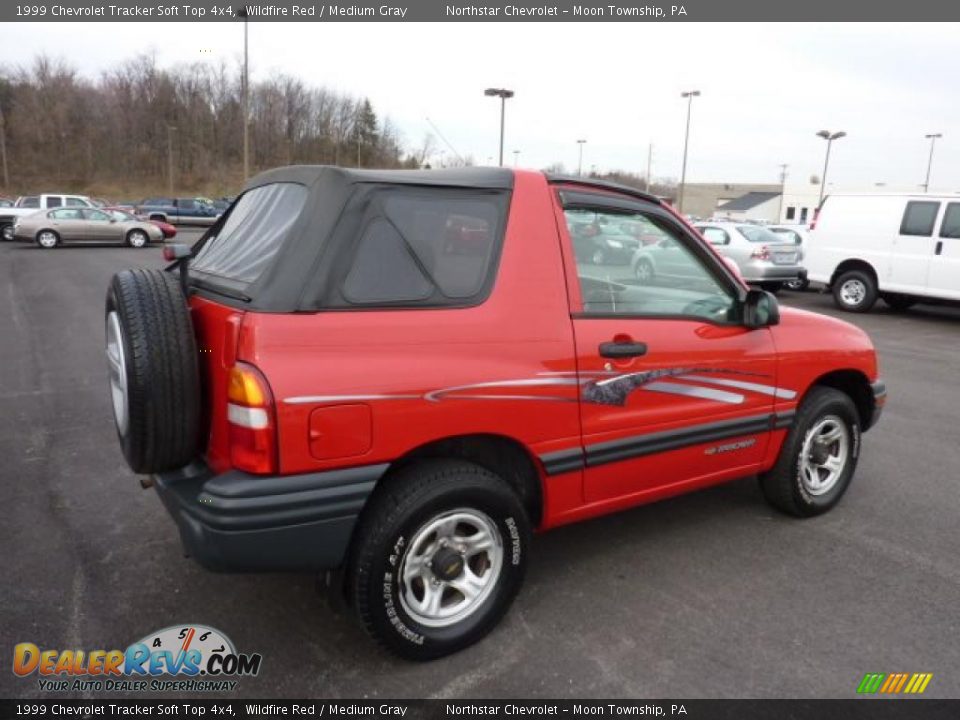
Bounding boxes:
13 624 262 693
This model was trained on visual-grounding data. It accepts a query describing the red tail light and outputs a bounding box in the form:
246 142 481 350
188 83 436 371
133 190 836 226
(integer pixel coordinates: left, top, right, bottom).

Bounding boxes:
226 362 277 474
750 245 771 261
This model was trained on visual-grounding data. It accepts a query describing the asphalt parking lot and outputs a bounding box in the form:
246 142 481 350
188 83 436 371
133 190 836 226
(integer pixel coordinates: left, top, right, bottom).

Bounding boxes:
1 237 958 700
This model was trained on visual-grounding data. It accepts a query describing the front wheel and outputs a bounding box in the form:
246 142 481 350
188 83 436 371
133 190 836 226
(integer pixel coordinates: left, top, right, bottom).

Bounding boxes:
760 386 860 517
350 459 530 661
126 229 149 248
1 224 13 241
833 269 877 312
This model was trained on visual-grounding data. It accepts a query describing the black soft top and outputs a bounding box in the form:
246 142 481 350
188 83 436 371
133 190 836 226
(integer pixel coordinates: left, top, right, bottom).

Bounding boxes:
244 165 515 193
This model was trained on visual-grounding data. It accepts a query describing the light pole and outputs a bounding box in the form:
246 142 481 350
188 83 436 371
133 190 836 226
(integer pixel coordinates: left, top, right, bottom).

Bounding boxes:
484 88 514 167
816 130 846 205
513 149 520 167
576 139 586 176
778 163 788 222
923 133 942 193
678 90 700 213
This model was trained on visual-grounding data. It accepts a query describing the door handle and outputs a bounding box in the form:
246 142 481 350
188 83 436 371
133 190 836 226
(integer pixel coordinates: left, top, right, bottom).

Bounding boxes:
935 240 944 256
599 341 648 359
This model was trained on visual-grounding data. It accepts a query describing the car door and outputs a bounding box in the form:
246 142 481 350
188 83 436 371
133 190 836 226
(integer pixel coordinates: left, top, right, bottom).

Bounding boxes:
889 200 941 291
82 208 122 242
555 190 783 505
928 202 960 298
47 208 85 240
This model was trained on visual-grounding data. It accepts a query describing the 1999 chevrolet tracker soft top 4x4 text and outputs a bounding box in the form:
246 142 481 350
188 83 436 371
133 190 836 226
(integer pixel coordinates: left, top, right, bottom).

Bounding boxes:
104 167 885 660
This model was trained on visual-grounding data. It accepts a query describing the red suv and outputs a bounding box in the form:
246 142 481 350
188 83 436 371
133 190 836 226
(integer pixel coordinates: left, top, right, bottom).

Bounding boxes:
105 167 884 660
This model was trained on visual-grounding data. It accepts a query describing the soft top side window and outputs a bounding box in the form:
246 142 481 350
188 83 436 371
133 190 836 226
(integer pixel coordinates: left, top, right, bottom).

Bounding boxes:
328 186 509 309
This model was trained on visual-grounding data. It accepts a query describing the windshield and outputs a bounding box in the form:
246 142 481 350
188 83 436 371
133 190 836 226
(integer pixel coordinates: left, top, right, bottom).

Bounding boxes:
737 225 784 243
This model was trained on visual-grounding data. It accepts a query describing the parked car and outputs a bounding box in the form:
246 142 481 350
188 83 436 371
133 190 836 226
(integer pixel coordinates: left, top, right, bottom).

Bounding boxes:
693 221 805 292
805 193 960 312
1 193 95 241
0 196 14 208
135 197 220 225
105 207 177 239
567 208 640 264
767 224 809 290
13 206 163 248
104 167 883 660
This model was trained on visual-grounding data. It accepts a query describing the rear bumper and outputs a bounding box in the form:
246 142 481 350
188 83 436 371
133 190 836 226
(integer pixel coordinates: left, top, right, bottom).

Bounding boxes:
152 461 387 572
866 379 886 431
742 264 806 283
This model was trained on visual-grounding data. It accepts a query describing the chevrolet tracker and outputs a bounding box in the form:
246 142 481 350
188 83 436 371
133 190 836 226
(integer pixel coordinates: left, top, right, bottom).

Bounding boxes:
104 167 885 660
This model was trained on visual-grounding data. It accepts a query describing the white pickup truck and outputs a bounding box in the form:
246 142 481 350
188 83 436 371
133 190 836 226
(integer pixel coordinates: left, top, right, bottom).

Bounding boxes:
0 193 95 241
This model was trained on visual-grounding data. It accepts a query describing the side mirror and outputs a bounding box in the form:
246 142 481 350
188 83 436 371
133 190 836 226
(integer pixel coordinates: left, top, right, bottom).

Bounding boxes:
743 289 780 328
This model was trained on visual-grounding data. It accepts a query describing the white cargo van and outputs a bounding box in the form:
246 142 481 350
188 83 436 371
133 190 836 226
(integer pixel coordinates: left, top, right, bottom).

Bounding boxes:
805 193 960 312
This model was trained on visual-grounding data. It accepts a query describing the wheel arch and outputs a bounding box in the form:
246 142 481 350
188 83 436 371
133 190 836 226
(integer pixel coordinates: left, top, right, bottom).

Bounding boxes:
380 433 545 527
830 259 878 289
807 369 874 430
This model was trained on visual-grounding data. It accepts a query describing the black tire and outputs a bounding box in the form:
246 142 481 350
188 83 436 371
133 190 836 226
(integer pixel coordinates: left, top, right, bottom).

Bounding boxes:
760 386 861 518
35 229 60 249
350 459 530 661
634 258 655 284
883 293 916 311
1 223 12 242
785 278 809 292
126 229 149 248
105 268 200 474
832 269 877 312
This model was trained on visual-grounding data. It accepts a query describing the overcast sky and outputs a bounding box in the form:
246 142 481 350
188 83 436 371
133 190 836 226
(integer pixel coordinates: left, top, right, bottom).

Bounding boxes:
4 22 958 191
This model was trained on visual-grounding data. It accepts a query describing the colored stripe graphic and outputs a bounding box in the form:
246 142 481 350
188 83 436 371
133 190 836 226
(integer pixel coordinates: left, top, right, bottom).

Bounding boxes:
857 672 932 694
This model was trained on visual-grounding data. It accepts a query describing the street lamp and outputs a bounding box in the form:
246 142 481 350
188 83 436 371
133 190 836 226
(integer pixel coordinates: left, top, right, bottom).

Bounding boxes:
816 130 846 205
678 90 700 213
576 139 587 176
484 88 514 167
923 133 942 193
513 149 520 167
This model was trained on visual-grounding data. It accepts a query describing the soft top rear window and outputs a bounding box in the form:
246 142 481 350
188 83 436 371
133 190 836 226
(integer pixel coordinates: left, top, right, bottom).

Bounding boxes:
191 182 307 285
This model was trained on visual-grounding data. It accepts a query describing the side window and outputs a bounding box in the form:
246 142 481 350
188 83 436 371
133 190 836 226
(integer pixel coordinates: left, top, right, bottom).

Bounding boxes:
699 227 729 246
564 206 737 322
85 209 110 221
51 208 82 220
900 201 940 237
47 197 63 208
179 199 197 211
20 196 40 208
940 203 960 239
338 190 506 307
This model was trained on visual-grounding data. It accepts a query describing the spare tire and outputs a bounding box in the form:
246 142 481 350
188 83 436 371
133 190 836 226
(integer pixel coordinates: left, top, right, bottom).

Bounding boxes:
105 268 200 474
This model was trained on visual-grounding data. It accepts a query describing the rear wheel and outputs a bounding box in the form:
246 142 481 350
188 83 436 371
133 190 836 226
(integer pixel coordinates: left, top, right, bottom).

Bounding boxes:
36 230 59 249
1 223 13 241
832 269 877 313
105 268 200 473
760 386 860 517
350 459 529 661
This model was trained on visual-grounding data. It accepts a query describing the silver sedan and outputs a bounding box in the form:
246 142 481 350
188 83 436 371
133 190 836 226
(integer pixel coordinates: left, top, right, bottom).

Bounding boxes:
13 207 164 249
693 221 805 291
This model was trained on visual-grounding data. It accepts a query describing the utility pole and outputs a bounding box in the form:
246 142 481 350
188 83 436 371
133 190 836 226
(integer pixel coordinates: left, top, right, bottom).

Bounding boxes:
0 105 9 189
816 130 846 205
645 143 653 192
242 12 250 181
778 163 788 222
166 125 177 197
576 139 586 176
513 149 520 167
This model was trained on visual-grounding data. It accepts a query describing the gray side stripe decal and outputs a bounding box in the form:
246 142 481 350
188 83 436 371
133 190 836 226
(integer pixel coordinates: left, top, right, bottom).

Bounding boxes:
680 375 797 400
539 410 797 476
642 381 746 405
